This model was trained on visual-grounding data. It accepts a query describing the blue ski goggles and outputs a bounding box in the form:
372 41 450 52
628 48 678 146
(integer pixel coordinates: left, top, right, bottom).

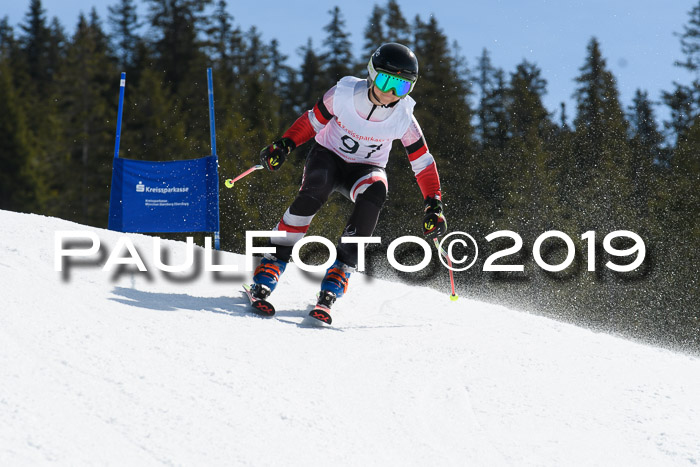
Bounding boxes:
373 71 416 97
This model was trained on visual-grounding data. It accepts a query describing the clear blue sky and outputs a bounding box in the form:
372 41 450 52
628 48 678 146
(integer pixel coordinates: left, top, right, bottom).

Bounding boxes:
3 0 697 125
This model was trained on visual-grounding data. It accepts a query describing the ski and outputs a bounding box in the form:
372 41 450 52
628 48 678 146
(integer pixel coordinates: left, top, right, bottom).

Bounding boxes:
301 290 336 326
242 284 276 317
305 305 333 326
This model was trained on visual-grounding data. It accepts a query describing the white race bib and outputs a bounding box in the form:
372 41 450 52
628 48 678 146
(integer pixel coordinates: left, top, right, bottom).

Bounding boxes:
315 77 415 167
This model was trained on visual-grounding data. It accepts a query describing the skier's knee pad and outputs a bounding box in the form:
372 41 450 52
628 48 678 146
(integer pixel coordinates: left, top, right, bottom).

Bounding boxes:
355 181 387 209
290 191 325 217
299 193 325 212
299 169 334 206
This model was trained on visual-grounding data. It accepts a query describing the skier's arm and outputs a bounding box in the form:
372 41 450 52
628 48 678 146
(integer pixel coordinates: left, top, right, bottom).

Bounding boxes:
282 86 336 147
401 117 441 200
402 117 446 237
260 87 335 171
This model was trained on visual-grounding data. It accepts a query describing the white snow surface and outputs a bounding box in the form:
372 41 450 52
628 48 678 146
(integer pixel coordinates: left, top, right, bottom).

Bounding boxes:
0 209 699 466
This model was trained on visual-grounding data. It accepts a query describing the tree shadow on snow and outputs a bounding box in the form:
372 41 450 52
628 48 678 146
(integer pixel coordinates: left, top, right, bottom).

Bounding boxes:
108 286 300 318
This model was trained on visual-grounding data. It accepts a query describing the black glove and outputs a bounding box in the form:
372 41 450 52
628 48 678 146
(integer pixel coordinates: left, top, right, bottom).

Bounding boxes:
260 137 295 171
422 196 446 238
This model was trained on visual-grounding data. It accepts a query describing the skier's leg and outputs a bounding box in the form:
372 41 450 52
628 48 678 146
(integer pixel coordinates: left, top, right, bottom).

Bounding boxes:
320 170 388 299
251 255 288 298
336 181 387 268
254 145 340 295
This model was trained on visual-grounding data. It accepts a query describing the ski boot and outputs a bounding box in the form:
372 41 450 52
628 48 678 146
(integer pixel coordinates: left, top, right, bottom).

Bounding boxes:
252 254 287 293
306 260 353 325
243 254 287 316
307 290 337 325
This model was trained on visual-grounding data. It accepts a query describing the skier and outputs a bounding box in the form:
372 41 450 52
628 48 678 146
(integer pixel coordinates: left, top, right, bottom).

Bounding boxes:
248 42 447 323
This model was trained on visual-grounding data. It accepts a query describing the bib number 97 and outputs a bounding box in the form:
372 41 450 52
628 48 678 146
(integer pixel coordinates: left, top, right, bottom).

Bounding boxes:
339 136 383 158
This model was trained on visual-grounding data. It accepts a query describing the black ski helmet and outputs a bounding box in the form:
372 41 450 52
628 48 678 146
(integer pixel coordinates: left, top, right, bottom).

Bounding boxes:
367 43 419 93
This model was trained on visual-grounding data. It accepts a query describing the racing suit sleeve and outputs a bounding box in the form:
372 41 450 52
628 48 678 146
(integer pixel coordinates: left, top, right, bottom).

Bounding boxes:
282 86 335 147
401 116 441 200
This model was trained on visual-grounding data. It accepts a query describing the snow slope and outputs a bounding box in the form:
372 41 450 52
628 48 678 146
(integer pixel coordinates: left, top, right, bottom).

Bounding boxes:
1 209 699 466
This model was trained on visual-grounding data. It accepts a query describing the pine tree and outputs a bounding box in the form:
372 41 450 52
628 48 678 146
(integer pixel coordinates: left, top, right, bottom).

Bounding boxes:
502 60 560 237
268 39 298 127
13 1 68 217
551 100 575 225
235 27 280 141
51 11 116 225
574 38 611 171
321 7 353 86
559 102 570 131
629 90 664 160
206 0 233 66
18 0 51 93
571 37 633 231
675 1 700 74
412 16 474 154
46 17 67 79
0 17 12 55
107 0 141 72
268 39 290 90
0 16 19 71
296 38 324 110
663 2 700 146
362 5 386 58
663 84 696 146
121 67 188 161
628 90 664 219
666 1 700 232
0 57 34 212
474 49 509 150
144 0 213 92
147 0 217 158
384 0 410 45
670 116 700 237
507 61 552 140
228 22 245 74
465 49 510 228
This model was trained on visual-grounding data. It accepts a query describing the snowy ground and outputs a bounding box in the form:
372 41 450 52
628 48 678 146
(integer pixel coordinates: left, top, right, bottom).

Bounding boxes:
0 209 699 466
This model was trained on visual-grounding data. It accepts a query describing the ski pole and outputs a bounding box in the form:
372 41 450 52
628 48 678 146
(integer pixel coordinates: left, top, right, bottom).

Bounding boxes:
224 164 263 188
433 237 458 301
